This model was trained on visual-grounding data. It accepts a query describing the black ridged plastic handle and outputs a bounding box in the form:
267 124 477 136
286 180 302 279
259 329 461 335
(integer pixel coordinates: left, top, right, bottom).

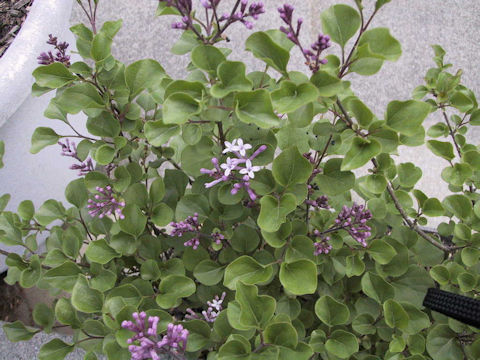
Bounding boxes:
423 288 480 329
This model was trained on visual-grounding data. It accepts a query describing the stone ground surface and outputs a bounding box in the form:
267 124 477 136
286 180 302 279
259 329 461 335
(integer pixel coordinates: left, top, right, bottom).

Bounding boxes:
2 0 480 358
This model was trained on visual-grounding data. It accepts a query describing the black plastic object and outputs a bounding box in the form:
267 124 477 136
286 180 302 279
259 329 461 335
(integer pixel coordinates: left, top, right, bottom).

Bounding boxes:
423 287 480 329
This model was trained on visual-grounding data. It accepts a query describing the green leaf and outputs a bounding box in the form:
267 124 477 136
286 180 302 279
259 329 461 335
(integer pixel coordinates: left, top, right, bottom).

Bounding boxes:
325 330 359 359
17 200 34 221
71 275 104 313
223 255 273 290
386 100 431 136
235 282 276 329
234 89 279 129
55 83 104 114
30 127 60 154
156 275 196 308
345 98 374 127
401 302 430 335
35 199 65 226
118 204 147 237
144 121 180 147
44 262 82 292
125 59 166 99
426 325 463 360
341 137 381 171
397 163 422 187
357 28 402 61
55 298 79 327
363 174 387 194
321 4 361 47
310 70 346 97
33 303 54 330
352 313 376 335
271 81 319 113
95 144 115 165
280 259 317 295
175 194 210 221
3 321 39 342
264 322 298 349
367 239 397 265
442 194 472 220
163 93 201 124
65 178 88 208
426 140 455 161
211 61 253 98
87 112 120 137
316 158 355 196
461 247 480 267
441 163 472 186
20 255 41 288
257 193 297 232
315 295 350 326
272 147 312 187
85 239 120 264
245 32 290 74
33 63 77 88
346 254 365 277
191 45 226 74
193 260 224 286
38 338 74 360
383 299 409 330
231 224 260 253
430 266 450 285
0 140 4 168
361 272 395 304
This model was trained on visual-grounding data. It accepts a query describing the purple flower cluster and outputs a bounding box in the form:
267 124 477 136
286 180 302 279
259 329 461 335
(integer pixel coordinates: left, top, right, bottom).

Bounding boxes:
313 230 332 255
37 34 71 67
87 186 125 220
169 213 202 249
218 0 265 30
278 4 331 72
211 231 225 245
306 195 330 209
58 139 94 176
186 292 226 323
169 214 226 250
122 312 188 360
335 203 372 247
201 139 266 201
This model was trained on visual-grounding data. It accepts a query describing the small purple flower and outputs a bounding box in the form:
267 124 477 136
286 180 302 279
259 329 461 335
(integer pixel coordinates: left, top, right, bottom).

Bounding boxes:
335 203 372 247
313 233 332 255
239 159 261 179
169 213 201 238
87 186 125 220
122 312 188 360
211 231 225 245
58 140 95 176
37 34 70 67
201 139 266 201
306 195 330 209
186 292 226 323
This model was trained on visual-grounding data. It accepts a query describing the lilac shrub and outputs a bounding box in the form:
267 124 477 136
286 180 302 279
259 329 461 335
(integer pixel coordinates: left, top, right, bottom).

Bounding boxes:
1 0 480 359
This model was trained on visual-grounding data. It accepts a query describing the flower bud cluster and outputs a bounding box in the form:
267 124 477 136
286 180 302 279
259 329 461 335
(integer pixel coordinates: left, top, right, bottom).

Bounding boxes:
58 139 94 176
278 3 331 72
37 34 71 67
219 0 265 30
201 138 266 201
87 186 125 220
186 292 226 323
122 312 188 360
335 203 372 247
312 230 332 255
169 214 226 250
306 195 330 209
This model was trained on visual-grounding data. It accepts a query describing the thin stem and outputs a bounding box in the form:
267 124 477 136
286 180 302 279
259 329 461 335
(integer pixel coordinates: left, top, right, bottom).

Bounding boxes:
166 158 194 184
338 9 378 78
258 64 269 89
211 0 241 43
217 122 226 150
441 108 462 158
335 99 458 253
78 213 93 241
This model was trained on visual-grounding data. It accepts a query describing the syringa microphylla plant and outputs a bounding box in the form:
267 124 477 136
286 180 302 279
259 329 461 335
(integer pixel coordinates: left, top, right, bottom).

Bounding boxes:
1 0 480 359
